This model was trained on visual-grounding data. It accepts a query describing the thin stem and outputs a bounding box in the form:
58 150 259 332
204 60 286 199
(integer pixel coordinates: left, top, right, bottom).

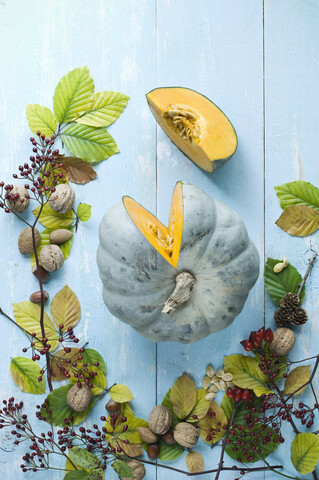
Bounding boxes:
264 460 301 480
214 406 236 480
286 355 319 401
297 252 317 297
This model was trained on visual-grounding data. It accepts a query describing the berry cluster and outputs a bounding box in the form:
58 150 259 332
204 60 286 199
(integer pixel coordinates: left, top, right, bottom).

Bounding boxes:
226 387 254 403
241 327 273 352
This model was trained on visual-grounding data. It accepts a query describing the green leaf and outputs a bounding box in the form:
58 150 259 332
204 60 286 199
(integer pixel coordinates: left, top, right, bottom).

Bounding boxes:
284 365 311 395
291 433 319 474
158 440 185 461
110 384 134 403
68 447 100 471
53 66 94 124
86 470 104 480
170 373 197 419
69 365 106 396
221 392 263 424
264 258 304 305
226 423 279 462
220 394 234 420
112 460 133 478
40 385 96 426
115 415 147 443
77 203 92 222
64 471 88 480
161 389 180 428
224 354 272 397
10 357 45 394
276 205 319 236
81 348 106 375
275 180 319 211
76 91 129 128
61 123 119 164
185 389 210 422
13 301 59 351
26 104 57 137
33 203 74 229
30 228 73 268
51 285 81 331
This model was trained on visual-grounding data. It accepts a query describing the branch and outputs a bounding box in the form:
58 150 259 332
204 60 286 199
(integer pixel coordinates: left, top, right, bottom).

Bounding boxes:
297 252 317 297
214 405 236 480
286 355 319 400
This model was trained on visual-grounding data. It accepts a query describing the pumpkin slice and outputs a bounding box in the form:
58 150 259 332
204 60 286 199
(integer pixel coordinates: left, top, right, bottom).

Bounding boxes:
123 182 183 268
146 87 237 173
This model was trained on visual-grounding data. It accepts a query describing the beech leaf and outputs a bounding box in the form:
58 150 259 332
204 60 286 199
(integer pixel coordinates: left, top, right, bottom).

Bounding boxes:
291 433 319 474
26 104 57 137
224 354 272 397
115 416 147 443
275 180 319 211
10 357 45 394
77 203 92 222
76 90 129 128
264 258 304 305
185 451 204 473
57 156 97 184
158 440 184 461
33 203 74 229
50 348 80 381
185 388 210 422
199 400 227 444
110 384 134 403
118 440 143 457
284 365 311 395
81 348 106 375
161 389 180 428
276 205 319 236
50 285 81 331
170 373 197 419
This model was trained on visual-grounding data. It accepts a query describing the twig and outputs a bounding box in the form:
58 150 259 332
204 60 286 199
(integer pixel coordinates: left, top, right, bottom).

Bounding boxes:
214 405 236 480
297 252 317 297
286 355 319 401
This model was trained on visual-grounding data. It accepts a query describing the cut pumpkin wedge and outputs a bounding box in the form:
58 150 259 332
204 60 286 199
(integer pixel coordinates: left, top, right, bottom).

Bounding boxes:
146 87 237 173
123 181 183 268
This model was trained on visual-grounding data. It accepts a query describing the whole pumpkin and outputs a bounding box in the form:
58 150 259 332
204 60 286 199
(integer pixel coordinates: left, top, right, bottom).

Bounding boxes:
97 183 259 343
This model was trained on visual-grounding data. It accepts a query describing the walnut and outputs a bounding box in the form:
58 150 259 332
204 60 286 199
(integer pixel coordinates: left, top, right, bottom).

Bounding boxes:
120 460 146 480
173 422 199 448
137 427 158 443
18 227 41 255
40 245 64 272
49 184 75 213
148 405 172 435
66 384 91 412
270 328 296 356
7 184 30 213
49 228 73 245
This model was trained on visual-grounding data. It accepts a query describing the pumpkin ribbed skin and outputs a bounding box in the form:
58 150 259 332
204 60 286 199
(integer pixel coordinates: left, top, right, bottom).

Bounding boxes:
97 183 259 343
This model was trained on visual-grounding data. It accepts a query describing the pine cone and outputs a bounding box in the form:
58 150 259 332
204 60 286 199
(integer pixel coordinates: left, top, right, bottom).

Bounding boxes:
280 293 300 309
274 307 293 326
290 307 308 325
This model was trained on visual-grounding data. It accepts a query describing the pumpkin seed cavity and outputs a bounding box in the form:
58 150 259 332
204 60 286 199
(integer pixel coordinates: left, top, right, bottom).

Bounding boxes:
164 104 201 143
148 222 174 257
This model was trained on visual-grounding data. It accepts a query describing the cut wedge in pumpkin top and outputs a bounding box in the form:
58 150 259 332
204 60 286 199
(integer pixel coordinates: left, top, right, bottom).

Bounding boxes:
146 87 237 173
123 181 183 268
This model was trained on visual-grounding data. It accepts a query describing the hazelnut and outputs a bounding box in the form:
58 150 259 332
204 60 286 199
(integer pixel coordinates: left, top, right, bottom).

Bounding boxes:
30 291 49 304
105 399 121 413
137 427 158 444
18 227 41 255
7 184 30 213
49 228 73 245
174 422 199 448
32 265 49 283
67 384 91 412
147 443 160 460
148 405 172 435
161 430 176 444
120 460 146 480
270 328 296 356
49 184 75 213
40 245 64 272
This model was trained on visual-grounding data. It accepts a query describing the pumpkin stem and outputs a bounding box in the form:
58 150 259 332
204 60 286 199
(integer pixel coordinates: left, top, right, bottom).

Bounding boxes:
162 272 195 314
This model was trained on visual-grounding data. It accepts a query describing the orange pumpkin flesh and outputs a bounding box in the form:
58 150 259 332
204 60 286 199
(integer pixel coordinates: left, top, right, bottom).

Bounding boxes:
123 182 183 268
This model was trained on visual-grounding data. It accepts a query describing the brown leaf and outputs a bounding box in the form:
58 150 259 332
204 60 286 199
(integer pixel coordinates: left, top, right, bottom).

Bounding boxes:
56 156 97 184
284 365 311 395
50 348 80 381
185 451 204 473
118 440 143 457
276 205 319 236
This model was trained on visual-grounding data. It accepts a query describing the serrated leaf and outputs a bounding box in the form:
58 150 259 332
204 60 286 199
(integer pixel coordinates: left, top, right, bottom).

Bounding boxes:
112 460 133 478
185 389 210 422
275 180 319 211
264 258 304 305
68 448 100 472
284 365 311 395
276 205 319 236
199 400 227 444
61 124 119 164
69 365 106 396
26 104 57 137
81 349 106 375
30 227 73 268
50 348 80 381
77 203 92 222
86 470 104 480
110 384 134 403
291 433 319 474
51 285 81 331
57 156 97 184
64 471 88 480
118 440 143 457
65 455 102 479
40 385 96 426
161 390 180 428
170 373 197 419
10 357 45 394
54 66 94 124
76 91 129 128
33 203 74 229
224 355 272 397
158 440 184 461
115 416 147 443
13 301 59 351
185 451 204 473
226 423 279 462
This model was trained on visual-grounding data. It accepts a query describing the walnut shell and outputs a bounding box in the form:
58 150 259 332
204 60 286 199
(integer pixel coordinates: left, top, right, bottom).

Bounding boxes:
120 460 146 480
39 245 64 272
18 227 41 255
173 422 199 448
66 384 91 412
7 184 30 213
49 184 75 213
49 228 73 245
148 405 172 435
270 327 296 356
138 427 158 443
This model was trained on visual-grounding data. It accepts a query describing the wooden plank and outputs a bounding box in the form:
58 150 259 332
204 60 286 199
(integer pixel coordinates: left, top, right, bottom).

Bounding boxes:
264 0 319 477
156 0 264 476
0 1 157 479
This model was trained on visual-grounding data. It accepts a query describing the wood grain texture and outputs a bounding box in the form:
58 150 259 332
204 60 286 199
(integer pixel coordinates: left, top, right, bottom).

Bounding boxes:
0 0 318 479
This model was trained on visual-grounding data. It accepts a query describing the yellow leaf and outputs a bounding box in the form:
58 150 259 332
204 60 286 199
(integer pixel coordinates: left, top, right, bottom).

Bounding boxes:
110 384 134 403
50 348 80 381
50 285 81 331
224 354 272 397
185 389 210 422
284 365 311 395
276 205 319 237
118 440 142 457
199 400 227 444
185 451 204 473
170 373 197 419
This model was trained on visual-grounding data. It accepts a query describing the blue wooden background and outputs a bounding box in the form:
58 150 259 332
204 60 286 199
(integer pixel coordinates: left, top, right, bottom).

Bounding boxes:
0 0 318 478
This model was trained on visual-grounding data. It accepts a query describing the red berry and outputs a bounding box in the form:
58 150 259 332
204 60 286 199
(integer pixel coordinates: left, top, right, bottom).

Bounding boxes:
264 328 273 342
242 389 250 401
241 340 254 351
226 388 234 399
